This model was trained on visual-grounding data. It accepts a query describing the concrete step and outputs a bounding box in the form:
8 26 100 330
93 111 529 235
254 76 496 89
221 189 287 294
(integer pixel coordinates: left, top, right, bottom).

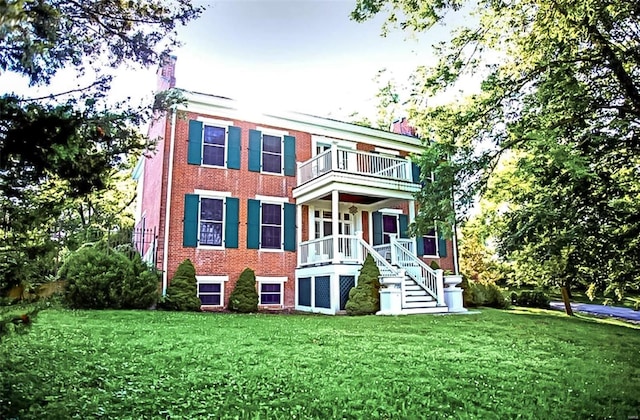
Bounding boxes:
402 300 438 309
401 306 449 315
404 294 434 301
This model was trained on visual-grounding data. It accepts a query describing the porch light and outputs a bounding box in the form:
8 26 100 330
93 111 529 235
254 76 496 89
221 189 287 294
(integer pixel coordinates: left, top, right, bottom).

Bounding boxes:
349 205 358 214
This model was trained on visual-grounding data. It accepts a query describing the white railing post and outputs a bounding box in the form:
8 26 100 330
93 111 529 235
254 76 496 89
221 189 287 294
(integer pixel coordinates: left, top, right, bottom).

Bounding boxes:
389 234 397 265
399 268 406 308
355 231 363 263
331 142 338 171
435 269 445 306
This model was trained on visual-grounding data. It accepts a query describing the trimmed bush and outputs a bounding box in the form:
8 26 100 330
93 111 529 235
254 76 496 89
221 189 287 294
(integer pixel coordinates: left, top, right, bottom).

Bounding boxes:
228 268 258 313
121 253 159 309
160 259 201 311
513 290 550 309
60 246 133 309
467 281 510 309
345 254 381 315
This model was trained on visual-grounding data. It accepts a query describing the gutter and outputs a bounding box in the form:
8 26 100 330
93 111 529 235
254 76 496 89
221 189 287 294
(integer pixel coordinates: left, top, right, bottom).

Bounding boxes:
162 107 177 295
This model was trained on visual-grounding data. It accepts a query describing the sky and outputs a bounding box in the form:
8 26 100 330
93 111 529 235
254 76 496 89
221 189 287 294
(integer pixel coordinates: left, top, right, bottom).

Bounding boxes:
1 0 471 123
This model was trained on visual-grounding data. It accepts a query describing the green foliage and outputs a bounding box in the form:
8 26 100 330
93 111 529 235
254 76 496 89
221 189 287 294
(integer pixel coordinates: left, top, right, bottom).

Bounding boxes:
2 309 640 419
346 254 381 315
228 268 259 313
466 281 510 309
60 246 132 309
354 0 640 297
160 259 201 312
120 253 159 310
512 290 551 309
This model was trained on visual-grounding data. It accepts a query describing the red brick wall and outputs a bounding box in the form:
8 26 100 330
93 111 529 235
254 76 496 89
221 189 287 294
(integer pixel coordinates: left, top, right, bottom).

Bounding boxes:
163 111 312 308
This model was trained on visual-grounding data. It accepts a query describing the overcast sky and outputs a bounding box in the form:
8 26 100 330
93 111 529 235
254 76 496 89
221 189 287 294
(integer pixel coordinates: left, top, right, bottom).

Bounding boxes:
2 0 468 122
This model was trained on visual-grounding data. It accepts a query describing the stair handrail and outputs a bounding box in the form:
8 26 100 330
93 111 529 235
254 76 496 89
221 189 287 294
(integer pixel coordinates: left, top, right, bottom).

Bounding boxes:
391 238 445 306
357 237 400 278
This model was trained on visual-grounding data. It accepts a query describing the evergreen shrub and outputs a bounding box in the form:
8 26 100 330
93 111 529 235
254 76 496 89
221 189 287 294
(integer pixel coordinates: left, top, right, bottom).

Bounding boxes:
121 253 159 309
159 259 201 311
345 254 381 315
228 268 258 313
467 281 510 309
513 290 550 309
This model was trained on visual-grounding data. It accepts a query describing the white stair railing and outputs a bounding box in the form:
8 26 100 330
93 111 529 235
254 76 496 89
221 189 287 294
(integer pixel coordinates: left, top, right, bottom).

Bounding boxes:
391 237 445 306
357 237 400 278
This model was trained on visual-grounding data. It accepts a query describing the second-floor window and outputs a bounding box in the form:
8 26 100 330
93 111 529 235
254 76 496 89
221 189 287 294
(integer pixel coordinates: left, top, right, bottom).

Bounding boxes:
200 197 224 246
261 203 282 249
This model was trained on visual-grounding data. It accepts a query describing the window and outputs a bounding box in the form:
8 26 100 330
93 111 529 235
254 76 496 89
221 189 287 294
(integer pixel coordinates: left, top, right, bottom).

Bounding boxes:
183 193 239 249
196 276 228 306
382 214 398 244
422 228 438 256
248 129 296 176
200 198 223 246
202 125 226 166
261 203 282 249
257 276 287 306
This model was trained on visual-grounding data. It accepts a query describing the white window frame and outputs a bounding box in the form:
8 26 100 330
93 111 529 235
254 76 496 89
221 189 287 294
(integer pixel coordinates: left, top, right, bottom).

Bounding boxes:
259 201 285 252
196 275 229 307
194 190 232 250
257 127 289 176
256 276 287 306
197 117 233 169
421 226 439 257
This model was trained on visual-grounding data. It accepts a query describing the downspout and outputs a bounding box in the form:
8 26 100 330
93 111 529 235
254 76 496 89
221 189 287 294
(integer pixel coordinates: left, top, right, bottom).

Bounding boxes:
162 107 177 295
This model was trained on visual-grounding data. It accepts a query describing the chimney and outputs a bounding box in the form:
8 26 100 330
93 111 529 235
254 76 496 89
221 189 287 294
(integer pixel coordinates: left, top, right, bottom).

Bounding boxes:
391 117 417 137
157 55 177 91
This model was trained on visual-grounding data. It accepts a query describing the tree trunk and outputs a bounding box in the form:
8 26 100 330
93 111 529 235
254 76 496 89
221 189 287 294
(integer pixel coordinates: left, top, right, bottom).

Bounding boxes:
561 286 574 316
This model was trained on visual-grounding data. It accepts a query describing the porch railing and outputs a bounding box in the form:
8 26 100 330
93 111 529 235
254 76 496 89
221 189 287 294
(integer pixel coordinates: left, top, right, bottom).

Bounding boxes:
299 235 360 265
391 238 445 306
297 146 413 185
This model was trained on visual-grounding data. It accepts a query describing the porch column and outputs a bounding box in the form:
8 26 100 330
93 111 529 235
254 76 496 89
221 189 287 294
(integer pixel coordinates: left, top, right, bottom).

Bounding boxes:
332 190 339 263
408 199 416 254
331 141 339 171
296 204 302 267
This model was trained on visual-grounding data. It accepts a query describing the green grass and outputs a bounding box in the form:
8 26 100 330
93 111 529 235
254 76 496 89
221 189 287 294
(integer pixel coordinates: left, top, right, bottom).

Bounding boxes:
1 309 639 419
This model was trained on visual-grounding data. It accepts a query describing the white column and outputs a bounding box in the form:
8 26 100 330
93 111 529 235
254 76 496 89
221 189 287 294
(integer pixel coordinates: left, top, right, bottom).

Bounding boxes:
332 190 339 263
331 141 338 171
408 199 416 254
296 204 302 267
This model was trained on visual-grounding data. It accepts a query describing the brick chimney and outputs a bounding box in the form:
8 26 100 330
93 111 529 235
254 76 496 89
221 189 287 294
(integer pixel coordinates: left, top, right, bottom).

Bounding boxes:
157 55 177 91
391 117 417 137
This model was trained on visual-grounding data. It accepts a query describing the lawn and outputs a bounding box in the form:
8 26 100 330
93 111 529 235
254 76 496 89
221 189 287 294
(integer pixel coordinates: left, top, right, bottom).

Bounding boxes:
1 308 639 419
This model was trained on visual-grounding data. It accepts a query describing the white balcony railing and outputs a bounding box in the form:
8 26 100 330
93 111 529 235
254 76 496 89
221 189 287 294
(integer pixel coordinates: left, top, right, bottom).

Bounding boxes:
299 235 360 265
297 146 414 186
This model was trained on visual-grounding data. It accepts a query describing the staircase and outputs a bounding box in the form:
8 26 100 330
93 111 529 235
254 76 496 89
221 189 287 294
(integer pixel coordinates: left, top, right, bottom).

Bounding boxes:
357 237 448 314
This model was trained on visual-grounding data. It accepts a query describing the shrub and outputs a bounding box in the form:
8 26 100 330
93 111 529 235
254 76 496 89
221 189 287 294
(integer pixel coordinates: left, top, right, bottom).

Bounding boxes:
60 246 133 309
228 268 258 313
160 259 201 311
346 254 381 315
121 253 159 309
513 290 550 309
467 281 510 309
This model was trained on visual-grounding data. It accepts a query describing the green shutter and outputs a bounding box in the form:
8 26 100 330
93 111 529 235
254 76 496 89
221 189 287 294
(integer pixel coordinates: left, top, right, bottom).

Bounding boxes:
411 162 421 183
284 203 296 251
399 214 409 239
227 126 241 169
416 236 425 256
183 194 199 247
372 211 383 246
284 135 296 176
225 197 239 248
248 129 262 172
188 120 203 165
247 199 260 249
438 234 447 257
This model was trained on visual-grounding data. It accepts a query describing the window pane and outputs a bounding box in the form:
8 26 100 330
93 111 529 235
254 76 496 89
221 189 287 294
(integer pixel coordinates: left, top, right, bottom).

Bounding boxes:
262 153 281 173
201 198 223 221
423 237 437 255
383 215 397 233
200 222 222 246
426 228 436 237
261 283 281 293
323 221 332 236
203 145 224 166
199 294 221 305
204 126 225 145
263 134 281 153
261 293 281 305
262 225 281 249
199 283 221 293
262 204 281 225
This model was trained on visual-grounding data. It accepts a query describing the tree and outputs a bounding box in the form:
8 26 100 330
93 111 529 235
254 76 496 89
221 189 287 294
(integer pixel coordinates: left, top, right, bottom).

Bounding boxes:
0 0 202 293
352 0 640 298
345 254 381 315
228 268 259 313
160 259 200 311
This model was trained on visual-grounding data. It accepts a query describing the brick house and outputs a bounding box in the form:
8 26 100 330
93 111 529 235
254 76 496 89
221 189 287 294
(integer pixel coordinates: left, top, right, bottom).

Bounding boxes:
134 58 463 315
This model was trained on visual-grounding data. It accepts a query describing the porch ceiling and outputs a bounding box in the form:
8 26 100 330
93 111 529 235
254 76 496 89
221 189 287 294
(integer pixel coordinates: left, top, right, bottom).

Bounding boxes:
319 193 383 205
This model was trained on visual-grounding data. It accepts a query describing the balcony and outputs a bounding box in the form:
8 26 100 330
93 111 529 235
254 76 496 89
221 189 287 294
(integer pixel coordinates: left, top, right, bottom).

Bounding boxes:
293 146 420 203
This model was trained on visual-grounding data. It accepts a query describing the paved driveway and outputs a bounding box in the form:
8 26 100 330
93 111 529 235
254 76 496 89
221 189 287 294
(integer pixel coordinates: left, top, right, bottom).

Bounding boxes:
550 301 640 323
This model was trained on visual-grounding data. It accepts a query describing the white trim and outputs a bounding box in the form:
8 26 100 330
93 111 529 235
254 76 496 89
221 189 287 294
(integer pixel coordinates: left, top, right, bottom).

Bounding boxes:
162 108 177 296
196 275 230 283
256 276 287 306
196 275 229 307
255 195 289 203
257 126 289 136
196 195 227 249
374 147 400 156
197 117 233 127
194 189 232 197
378 208 403 215
312 135 355 155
